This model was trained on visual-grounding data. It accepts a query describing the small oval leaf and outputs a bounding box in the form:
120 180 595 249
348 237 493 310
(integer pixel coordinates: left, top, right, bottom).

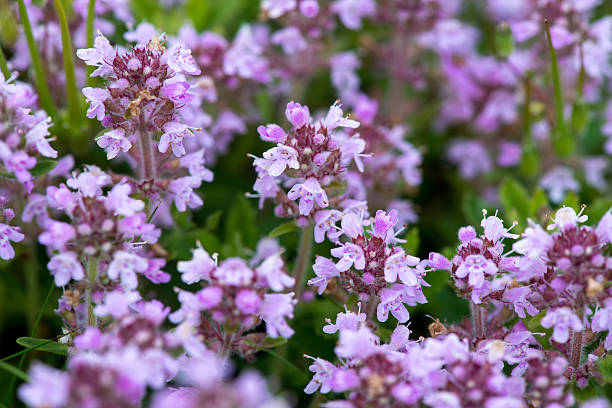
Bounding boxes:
16 336 68 356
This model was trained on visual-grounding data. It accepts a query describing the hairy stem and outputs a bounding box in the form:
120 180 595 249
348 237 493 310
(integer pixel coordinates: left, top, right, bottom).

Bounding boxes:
139 130 156 180
86 257 98 328
293 222 314 300
470 302 487 340
568 329 583 370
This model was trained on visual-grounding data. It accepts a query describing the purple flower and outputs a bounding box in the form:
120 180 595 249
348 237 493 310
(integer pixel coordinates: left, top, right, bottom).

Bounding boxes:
308 256 340 294
161 82 194 104
331 0 376 30
591 302 612 349
260 293 296 338
94 290 141 318
428 252 451 270
373 209 398 239
47 252 84 286
285 101 310 129
304 357 336 394
255 145 300 176
262 0 296 18
300 0 319 17
164 43 201 75
197 286 223 309
455 254 498 288
177 247 217 284
331 243 365 271
323 102 360 131
340 212 363 239
502 286 539 318
541 307 583 343
384 250 420 286
271 27 307 55
76 33 115 77
18 364 68 408
0 223 24 260
39 221 75 250
235 289 262 314
104 183 145 217
82 87 110 120
314 209 343 243
287 178 329 215
107 251 149 290
335 325 378 360
257 124 287 143
25 118 57 158
256 253 294 291
323 306 366 334
169 177 203 212
97 129 132 159
159 122 195 157
377 284 410 323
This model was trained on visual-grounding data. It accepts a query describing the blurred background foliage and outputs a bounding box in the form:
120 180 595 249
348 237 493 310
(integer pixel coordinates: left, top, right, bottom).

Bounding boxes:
2 0 612 405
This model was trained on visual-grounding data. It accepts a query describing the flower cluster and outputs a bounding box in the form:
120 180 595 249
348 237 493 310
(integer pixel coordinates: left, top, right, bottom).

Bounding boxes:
170 241 296 359
251 100 366 222
0 72 57 193
309 206 428 324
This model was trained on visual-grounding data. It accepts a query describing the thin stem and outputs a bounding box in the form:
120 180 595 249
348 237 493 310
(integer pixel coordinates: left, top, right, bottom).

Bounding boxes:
15 0 58 119
293 222 314 299
470 301 487 340
86 257 98 328
138 130 156 180
0 46 10 79
53 0 81 127
85 0 96 83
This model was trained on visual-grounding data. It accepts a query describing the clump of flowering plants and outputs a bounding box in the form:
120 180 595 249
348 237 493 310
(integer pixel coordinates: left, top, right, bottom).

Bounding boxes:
3 0 612 407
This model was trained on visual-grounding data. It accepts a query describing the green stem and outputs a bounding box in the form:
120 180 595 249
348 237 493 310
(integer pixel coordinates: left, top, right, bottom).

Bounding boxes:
85 0 96 83
545 19 572 157
0 46 9 79
53 0 81 127
293 222 314 300
15 0 57 119
86 257 98 327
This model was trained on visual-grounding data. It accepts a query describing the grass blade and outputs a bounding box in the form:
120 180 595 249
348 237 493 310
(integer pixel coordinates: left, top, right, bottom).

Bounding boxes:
545 19 573 157
0 361 30 383
53 0 82 127
15 0 58 119
86 0 96 83
0 47 9 79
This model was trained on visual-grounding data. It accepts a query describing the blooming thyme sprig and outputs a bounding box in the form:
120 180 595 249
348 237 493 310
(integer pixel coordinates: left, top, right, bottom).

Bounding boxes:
170 240 296 359
77 32 200 170
304 319 530 408
77 33 213 212
0 72 57 193
309 204 428 324
250 100 366 222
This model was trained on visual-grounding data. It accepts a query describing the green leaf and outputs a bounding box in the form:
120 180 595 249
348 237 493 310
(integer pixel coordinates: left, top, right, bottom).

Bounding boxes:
225 195 257 250
0 361 29 382
586 197 612 221
519 143 540 178
462 192 488 227
16 337 68 356
571 100 588 134
261 336 288 349
269 221 299 238
205 210 223 231
499 177 529 223
563 191 580 210
401 228 420 255
598 354 612 384
30 160 57 177
529 189 549 219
